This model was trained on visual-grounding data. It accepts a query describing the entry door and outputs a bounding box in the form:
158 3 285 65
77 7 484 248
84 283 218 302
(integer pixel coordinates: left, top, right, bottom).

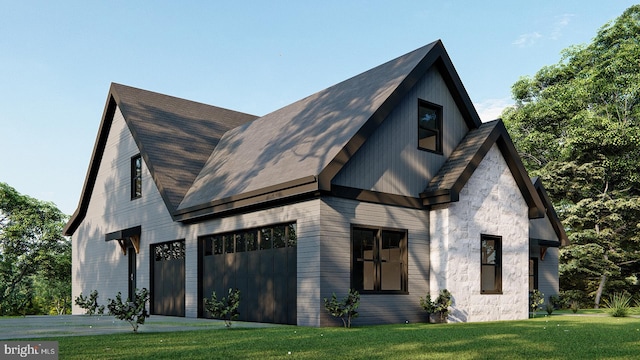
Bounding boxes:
128 247 137 301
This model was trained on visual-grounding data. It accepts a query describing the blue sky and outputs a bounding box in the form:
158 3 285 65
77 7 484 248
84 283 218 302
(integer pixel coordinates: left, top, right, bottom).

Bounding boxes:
0 0 637 215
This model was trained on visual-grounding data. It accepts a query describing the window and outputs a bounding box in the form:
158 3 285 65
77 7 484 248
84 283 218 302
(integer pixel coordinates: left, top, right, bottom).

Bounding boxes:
529 258 538 292
131 154 142 199
418 100 442 153
200 222 297 257
352 226 407 293
481 234 502 294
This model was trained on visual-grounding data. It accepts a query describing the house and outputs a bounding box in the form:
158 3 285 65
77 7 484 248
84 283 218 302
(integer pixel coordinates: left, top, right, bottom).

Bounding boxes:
64 40 567 326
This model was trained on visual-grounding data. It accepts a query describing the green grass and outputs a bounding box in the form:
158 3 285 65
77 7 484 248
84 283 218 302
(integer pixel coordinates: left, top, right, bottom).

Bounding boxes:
554 307 640 315
25 316 640 359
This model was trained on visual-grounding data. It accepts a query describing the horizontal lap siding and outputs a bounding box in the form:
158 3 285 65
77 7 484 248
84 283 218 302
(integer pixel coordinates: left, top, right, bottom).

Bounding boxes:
320 197 430 326
73 106 183 314
529 244 559 304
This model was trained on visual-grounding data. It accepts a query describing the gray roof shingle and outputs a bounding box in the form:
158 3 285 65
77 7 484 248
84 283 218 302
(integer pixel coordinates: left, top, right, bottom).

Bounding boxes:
177 42 441 212
112 83 259 212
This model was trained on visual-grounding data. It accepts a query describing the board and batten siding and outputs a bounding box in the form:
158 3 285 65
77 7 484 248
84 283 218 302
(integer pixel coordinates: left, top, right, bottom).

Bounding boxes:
430 144 530 322
332 66 470 197
319 197 430 326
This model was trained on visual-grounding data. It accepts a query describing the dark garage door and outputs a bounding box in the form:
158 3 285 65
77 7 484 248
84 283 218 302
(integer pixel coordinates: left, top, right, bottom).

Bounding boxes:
152 240 185 317
199 223 297 325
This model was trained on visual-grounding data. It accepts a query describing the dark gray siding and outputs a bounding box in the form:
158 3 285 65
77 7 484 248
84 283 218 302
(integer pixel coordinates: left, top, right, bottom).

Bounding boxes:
319 197 430 326
332 66 470 197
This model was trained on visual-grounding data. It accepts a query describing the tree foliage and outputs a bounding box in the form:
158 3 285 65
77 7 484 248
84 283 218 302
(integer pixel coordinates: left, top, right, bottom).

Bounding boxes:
503 5 640 306
0 182 70 315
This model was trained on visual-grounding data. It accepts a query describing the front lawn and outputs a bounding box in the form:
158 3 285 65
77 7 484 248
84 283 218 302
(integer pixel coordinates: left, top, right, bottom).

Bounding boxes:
35 316 640 359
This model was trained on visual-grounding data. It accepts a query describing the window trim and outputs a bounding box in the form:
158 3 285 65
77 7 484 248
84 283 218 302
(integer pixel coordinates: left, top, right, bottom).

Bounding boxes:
480 234 502 294
529 257 539 292
417 99 443 154
351 224 408 295
131 154 142 200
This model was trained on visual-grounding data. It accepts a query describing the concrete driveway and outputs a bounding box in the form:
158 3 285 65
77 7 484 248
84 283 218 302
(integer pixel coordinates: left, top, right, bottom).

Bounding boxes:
0 315 277 339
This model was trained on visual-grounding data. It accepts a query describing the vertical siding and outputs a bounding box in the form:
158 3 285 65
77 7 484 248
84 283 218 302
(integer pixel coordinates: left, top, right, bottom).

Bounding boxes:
430 145 530 322
319 197 430 326
332 66 470 196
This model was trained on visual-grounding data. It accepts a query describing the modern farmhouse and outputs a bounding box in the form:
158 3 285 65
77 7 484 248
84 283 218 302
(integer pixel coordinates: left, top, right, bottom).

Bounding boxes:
64 40 567 326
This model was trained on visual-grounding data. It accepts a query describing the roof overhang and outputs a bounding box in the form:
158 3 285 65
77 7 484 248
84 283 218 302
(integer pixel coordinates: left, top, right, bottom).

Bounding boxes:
420 120 546 219
174 175 319 222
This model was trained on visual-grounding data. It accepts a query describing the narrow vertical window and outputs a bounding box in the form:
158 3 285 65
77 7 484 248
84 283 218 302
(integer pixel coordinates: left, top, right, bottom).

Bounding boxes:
529 258 538 292
481 234 502 294
418 99 443 153
131 154 142 199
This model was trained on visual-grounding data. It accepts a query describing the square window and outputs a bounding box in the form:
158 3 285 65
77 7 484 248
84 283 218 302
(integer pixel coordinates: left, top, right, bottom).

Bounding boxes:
418 100 443 153
352 226 407 293
481 234 502 294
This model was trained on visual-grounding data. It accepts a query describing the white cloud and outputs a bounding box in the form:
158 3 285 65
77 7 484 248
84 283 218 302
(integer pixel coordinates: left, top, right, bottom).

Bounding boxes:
474 98 513 122
512 32 542 48
551 14 575 40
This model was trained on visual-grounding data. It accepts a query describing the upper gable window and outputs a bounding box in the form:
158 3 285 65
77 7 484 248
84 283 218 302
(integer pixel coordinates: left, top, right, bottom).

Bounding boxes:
418 100 443 154
131 154 142 199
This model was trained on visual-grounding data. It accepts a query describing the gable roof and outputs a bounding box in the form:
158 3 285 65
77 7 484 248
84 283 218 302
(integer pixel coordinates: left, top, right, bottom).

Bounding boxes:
65 40 486 232
63 83 257 235
421 120 546 219
175 40 482 221
532 177 569 246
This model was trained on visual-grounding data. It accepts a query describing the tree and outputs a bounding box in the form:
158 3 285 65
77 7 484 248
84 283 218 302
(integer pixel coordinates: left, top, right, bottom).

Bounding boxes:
0 182 70 315
503 5 640 307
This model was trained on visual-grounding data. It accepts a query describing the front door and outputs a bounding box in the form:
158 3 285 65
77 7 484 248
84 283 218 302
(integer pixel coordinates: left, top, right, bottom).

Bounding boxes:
128 247 137 301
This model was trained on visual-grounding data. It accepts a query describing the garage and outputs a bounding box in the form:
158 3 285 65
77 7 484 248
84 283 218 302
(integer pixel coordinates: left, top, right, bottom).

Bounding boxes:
198 223 297 325
151 240 185 317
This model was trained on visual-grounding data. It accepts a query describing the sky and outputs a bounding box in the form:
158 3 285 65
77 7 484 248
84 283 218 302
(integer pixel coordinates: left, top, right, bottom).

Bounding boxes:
0 0 637 216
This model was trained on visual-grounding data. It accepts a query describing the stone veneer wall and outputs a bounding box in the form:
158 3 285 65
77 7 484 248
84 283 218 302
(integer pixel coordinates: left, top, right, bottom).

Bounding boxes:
430 144 529 322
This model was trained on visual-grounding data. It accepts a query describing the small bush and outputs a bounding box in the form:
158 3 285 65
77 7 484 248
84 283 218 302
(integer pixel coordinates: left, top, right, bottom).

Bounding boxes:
549 295 562 309
603 292 631 317
323 289 360 328
570 300 580 313
529 290 544 317
204 288 240 327
420 289 452 323
106 288 150 333
74 290 105 315
545 303 554 315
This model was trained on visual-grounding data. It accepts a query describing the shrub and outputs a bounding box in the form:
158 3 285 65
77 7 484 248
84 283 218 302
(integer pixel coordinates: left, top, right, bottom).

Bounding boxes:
323 289 360 328
106 288 150 333
419 294 437 315
549 295 562 309
529 289 544 317
74 290 105 315
545 303 554 315
570 300 580 313
420 289 452 323
603 292 631 317
204 288 240 327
